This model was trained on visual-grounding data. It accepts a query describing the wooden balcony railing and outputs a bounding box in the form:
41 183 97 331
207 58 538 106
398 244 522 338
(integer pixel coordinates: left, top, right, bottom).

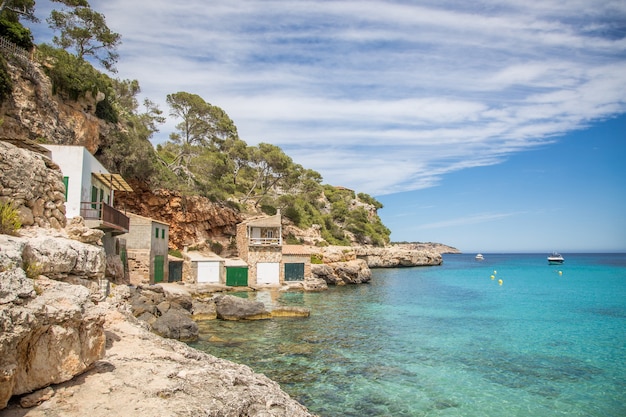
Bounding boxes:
80 201 129 233
249 237 281 246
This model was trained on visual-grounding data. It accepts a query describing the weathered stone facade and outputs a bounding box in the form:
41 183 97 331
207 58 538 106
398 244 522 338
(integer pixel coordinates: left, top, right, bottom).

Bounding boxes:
0 140 67 229
126 249 150 285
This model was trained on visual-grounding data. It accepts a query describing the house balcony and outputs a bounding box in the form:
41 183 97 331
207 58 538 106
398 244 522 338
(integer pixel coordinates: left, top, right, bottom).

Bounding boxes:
249 237 282 246
81 201 130 235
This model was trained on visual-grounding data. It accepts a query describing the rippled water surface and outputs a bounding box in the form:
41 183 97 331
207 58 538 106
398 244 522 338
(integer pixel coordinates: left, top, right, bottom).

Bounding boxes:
190 253 626 417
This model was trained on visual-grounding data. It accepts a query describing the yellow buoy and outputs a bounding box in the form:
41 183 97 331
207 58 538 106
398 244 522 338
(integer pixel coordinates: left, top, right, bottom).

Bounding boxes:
490 275 495 280
558 271 563 276
493 270 497 275
498 279 503 286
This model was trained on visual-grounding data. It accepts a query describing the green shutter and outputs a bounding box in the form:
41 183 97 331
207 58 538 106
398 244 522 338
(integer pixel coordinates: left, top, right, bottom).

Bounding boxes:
161 228 165 239
91 186 98 208
155 227 159 238
62 177 69 201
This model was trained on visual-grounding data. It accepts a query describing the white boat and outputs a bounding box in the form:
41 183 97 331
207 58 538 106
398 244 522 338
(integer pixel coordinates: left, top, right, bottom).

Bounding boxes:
547 252 564 265
475 253 484 260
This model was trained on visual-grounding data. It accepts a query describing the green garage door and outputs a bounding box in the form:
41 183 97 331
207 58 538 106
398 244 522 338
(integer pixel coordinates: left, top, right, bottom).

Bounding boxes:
226 267 248 286
154 255 165 283
284 263 305 281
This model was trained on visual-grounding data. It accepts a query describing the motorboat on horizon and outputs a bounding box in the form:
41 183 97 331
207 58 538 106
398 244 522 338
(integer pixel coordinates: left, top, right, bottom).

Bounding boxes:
475 253 484 260
548 252 565 264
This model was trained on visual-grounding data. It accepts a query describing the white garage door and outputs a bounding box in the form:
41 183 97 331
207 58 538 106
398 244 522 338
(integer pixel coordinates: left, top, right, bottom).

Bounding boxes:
197 262 220 283
256 262 280 285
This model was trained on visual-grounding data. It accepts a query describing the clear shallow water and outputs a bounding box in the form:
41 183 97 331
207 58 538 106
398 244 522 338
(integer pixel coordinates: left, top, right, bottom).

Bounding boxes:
189 253 626 417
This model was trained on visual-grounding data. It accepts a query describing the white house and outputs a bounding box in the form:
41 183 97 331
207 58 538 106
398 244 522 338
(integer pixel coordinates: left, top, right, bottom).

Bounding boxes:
44 145 133 283
43 145 133 235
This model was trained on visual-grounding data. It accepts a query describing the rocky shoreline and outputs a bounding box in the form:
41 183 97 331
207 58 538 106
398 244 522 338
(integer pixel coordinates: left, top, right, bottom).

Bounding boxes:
0 232 317 416
0 227 454 415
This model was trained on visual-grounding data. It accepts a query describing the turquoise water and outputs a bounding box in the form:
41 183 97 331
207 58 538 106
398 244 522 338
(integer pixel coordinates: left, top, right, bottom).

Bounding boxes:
190 253 626 417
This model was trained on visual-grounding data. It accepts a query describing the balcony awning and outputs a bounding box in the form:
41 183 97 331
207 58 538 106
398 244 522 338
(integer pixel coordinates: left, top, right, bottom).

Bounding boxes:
92 173 134 192
246 214 281 228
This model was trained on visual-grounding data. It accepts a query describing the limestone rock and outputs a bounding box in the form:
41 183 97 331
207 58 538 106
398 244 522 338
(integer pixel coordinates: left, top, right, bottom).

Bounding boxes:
0 267 34 305
214 294 271 320
105 254 126 284
0 277 106 409
0 235 26 271
19 386 54 408
312 259 371 285
192 298 217 320
355 246 443 267
22 235 106 281
302 276 328 291
114 181 242 250
271 306 311 318
0 58 108 152
0 141 67 229
2 310 316 417
65 216 104 244
151 309 199 342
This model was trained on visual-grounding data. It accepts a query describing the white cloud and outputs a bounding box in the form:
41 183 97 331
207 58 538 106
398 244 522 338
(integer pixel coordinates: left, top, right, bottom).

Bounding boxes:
30 0 626 195
418 212 523 230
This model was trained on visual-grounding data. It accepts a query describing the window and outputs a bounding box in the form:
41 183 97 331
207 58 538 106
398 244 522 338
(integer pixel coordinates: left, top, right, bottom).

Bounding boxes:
161 228 165 239
155 227 159 238
62 177 69 201
91 186 98 209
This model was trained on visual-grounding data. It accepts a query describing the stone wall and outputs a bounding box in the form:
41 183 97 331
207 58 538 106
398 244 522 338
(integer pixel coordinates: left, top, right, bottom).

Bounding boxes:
0 140 67 229
126 249 150 285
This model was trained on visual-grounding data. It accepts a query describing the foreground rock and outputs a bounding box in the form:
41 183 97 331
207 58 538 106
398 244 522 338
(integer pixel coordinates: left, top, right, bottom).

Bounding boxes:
122 284 199 342
215 294 271 320
0 277 106 409
2 309 316 417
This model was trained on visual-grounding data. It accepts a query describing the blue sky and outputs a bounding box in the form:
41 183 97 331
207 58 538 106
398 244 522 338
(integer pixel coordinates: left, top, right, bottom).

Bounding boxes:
27 0 626 252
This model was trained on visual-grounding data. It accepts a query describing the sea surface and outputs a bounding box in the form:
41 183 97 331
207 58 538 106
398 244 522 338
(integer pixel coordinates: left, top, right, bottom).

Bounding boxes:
189 253 626 417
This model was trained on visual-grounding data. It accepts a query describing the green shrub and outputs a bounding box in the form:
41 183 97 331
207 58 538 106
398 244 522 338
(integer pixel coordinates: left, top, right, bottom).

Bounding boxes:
285 233 302 245
260 204 277 215
36 44 119 123
0 201 21 235
0 56 12 104
357 192 383 209
168 249 183 258
0 16 34 49
311 253 324 264
209 240 223 255
24 260 43 279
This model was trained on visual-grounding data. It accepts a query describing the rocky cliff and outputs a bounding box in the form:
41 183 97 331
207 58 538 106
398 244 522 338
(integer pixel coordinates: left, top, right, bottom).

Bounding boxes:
114 180 242 250
0 51 108 152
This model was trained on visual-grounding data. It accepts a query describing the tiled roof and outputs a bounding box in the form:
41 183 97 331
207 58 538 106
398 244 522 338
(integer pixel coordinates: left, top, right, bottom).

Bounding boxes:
282 245 311 256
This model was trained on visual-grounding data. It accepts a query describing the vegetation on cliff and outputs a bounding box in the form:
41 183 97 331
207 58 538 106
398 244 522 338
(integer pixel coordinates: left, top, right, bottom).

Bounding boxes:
1 0 391 246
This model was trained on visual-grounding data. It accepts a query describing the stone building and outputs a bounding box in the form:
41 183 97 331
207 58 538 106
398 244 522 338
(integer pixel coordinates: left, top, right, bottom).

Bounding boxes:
236 213 311 287
121 213 170 284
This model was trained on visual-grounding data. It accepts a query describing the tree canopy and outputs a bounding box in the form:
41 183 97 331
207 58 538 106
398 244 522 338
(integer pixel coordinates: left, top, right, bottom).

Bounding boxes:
0 1 390 246
47 1 120 72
